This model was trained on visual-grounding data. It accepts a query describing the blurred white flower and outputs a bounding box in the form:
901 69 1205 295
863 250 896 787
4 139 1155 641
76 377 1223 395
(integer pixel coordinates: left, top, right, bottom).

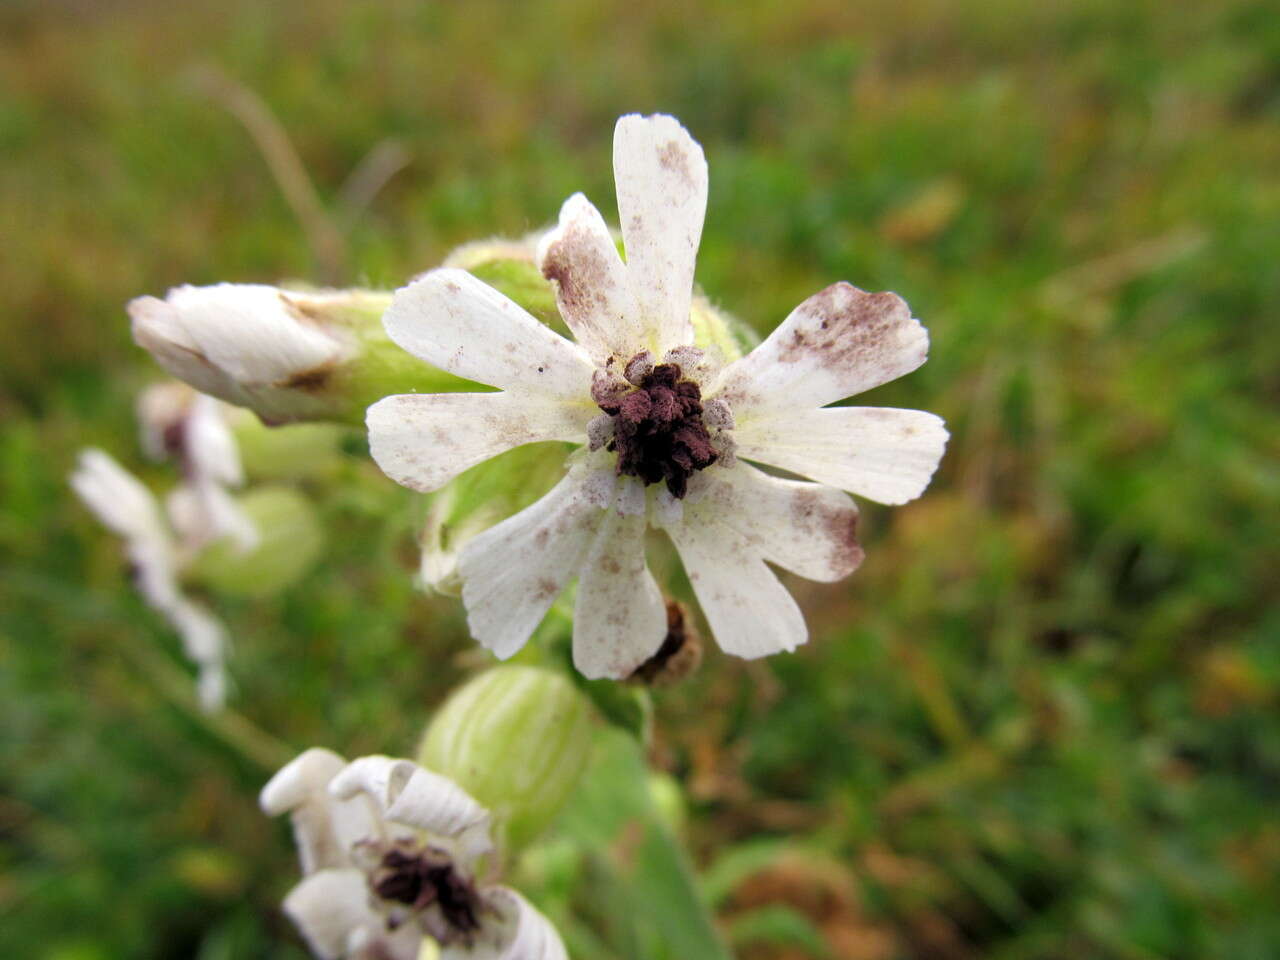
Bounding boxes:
137 382 258 552
367 113 947 679
71 387 257 709
70 448 231 709
261 749 567 960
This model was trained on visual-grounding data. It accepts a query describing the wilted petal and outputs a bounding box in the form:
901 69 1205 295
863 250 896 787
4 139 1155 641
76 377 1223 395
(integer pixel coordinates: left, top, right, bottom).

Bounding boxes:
129 285 347 407
329 756 493 869
383 269 594 398
367 393 588 494
457 468 603 660
444 887 567 960
734 407 948 505
70 449 180 610
613 114 708 355
713 283 929 415
71 448 169 545
658 500 807 659
166 598 229 711
572 508 666 679
283 869 418 960
536 192 642 364
697 464 864 582
262 748 381 875
186 393 244 486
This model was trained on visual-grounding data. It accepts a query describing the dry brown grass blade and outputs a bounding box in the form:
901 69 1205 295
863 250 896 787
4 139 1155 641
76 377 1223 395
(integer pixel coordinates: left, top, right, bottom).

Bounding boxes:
185 64 348 284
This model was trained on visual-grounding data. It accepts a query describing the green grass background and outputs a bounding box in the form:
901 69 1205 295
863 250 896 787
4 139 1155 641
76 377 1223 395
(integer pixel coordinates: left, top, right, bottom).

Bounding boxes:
3 0 1278 957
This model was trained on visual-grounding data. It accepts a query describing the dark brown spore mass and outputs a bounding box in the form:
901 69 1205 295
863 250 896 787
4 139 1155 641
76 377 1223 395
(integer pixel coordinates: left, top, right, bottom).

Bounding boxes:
597 363 717 498
373 847 481 936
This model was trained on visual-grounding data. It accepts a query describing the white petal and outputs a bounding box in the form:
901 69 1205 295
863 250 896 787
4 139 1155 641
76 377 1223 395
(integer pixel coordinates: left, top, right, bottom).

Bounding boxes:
186 393 245 487
70 448 168 544
283 869 416 960
383 269 594 398
129 285 347 403
443 887 567 960
659 504 807 659
697 464 864 582
457 468 603 660
329 756 493 869
712 283 929 415
366 393 587 494
70 449 180 610
572 508 666 679
262 748 383 874
166 598 229 710
613 114 708 355
536 192 642 363
733 407 948 505
262 748 348 816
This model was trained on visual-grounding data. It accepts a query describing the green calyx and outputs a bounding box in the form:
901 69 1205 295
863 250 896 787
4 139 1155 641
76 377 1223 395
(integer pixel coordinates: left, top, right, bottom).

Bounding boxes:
417 665 595 855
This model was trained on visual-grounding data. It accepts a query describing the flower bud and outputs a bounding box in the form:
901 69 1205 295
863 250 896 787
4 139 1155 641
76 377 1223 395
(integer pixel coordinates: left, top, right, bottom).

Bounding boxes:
130 284 472 426
186 485 324 597
417 665 594 853
690 293 756 366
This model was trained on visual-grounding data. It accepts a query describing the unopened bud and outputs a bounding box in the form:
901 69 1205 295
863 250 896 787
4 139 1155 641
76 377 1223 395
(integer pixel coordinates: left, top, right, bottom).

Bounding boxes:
130 284 472 426
690 293 756 366
187 485 324 597
417 665 594 853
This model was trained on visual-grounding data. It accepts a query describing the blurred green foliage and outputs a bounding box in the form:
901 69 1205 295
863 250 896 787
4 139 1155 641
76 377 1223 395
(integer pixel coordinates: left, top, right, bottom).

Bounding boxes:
2 0 1278 957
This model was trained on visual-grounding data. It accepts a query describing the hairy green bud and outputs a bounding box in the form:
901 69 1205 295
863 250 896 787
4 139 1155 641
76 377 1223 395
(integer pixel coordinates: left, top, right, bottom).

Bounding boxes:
418 665 594 853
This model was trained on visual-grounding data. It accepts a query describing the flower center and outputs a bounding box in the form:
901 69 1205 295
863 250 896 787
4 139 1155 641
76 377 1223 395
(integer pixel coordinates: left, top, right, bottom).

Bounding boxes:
371 844 482 940
595 359 718 499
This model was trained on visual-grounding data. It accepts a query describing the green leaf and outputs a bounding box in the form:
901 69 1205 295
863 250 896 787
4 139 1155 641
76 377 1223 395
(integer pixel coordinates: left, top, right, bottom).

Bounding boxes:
558 727 734 960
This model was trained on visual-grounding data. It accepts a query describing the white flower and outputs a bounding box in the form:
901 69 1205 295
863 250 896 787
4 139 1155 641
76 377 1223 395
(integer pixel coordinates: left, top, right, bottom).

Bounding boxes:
367 113 948 679
261 749 568 960
70 448 231 710
137 383 258 552
130 284 352 424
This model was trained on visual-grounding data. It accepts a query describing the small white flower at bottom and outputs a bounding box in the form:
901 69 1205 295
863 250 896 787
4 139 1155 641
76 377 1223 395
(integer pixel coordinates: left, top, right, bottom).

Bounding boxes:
367 113 948 680
261 749 568 960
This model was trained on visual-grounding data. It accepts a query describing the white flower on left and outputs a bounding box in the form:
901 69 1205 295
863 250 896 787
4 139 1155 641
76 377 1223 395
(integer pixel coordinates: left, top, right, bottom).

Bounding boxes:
261 749 567 960
71 386 255 710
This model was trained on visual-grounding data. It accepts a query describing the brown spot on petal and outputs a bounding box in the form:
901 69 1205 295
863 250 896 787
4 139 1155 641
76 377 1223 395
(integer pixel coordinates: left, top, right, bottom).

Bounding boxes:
541 230 613 321
658 139 695 189
776 283 914 374
279 364 334 393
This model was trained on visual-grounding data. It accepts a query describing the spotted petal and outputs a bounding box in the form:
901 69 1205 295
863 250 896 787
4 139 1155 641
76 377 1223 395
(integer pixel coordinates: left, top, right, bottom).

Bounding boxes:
444 887 568 960
283 868 421 960
367 392 589 493
713 283 929 416
572 507 667 679
383 268 594 398
696 464 864 582
613 114 708 356
457 466 606 660
537 192 641 364
657 493 808 659
733 407 948 505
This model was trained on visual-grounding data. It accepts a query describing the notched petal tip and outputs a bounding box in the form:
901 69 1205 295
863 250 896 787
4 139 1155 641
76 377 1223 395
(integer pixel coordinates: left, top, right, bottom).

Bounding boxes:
261 747 347 815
